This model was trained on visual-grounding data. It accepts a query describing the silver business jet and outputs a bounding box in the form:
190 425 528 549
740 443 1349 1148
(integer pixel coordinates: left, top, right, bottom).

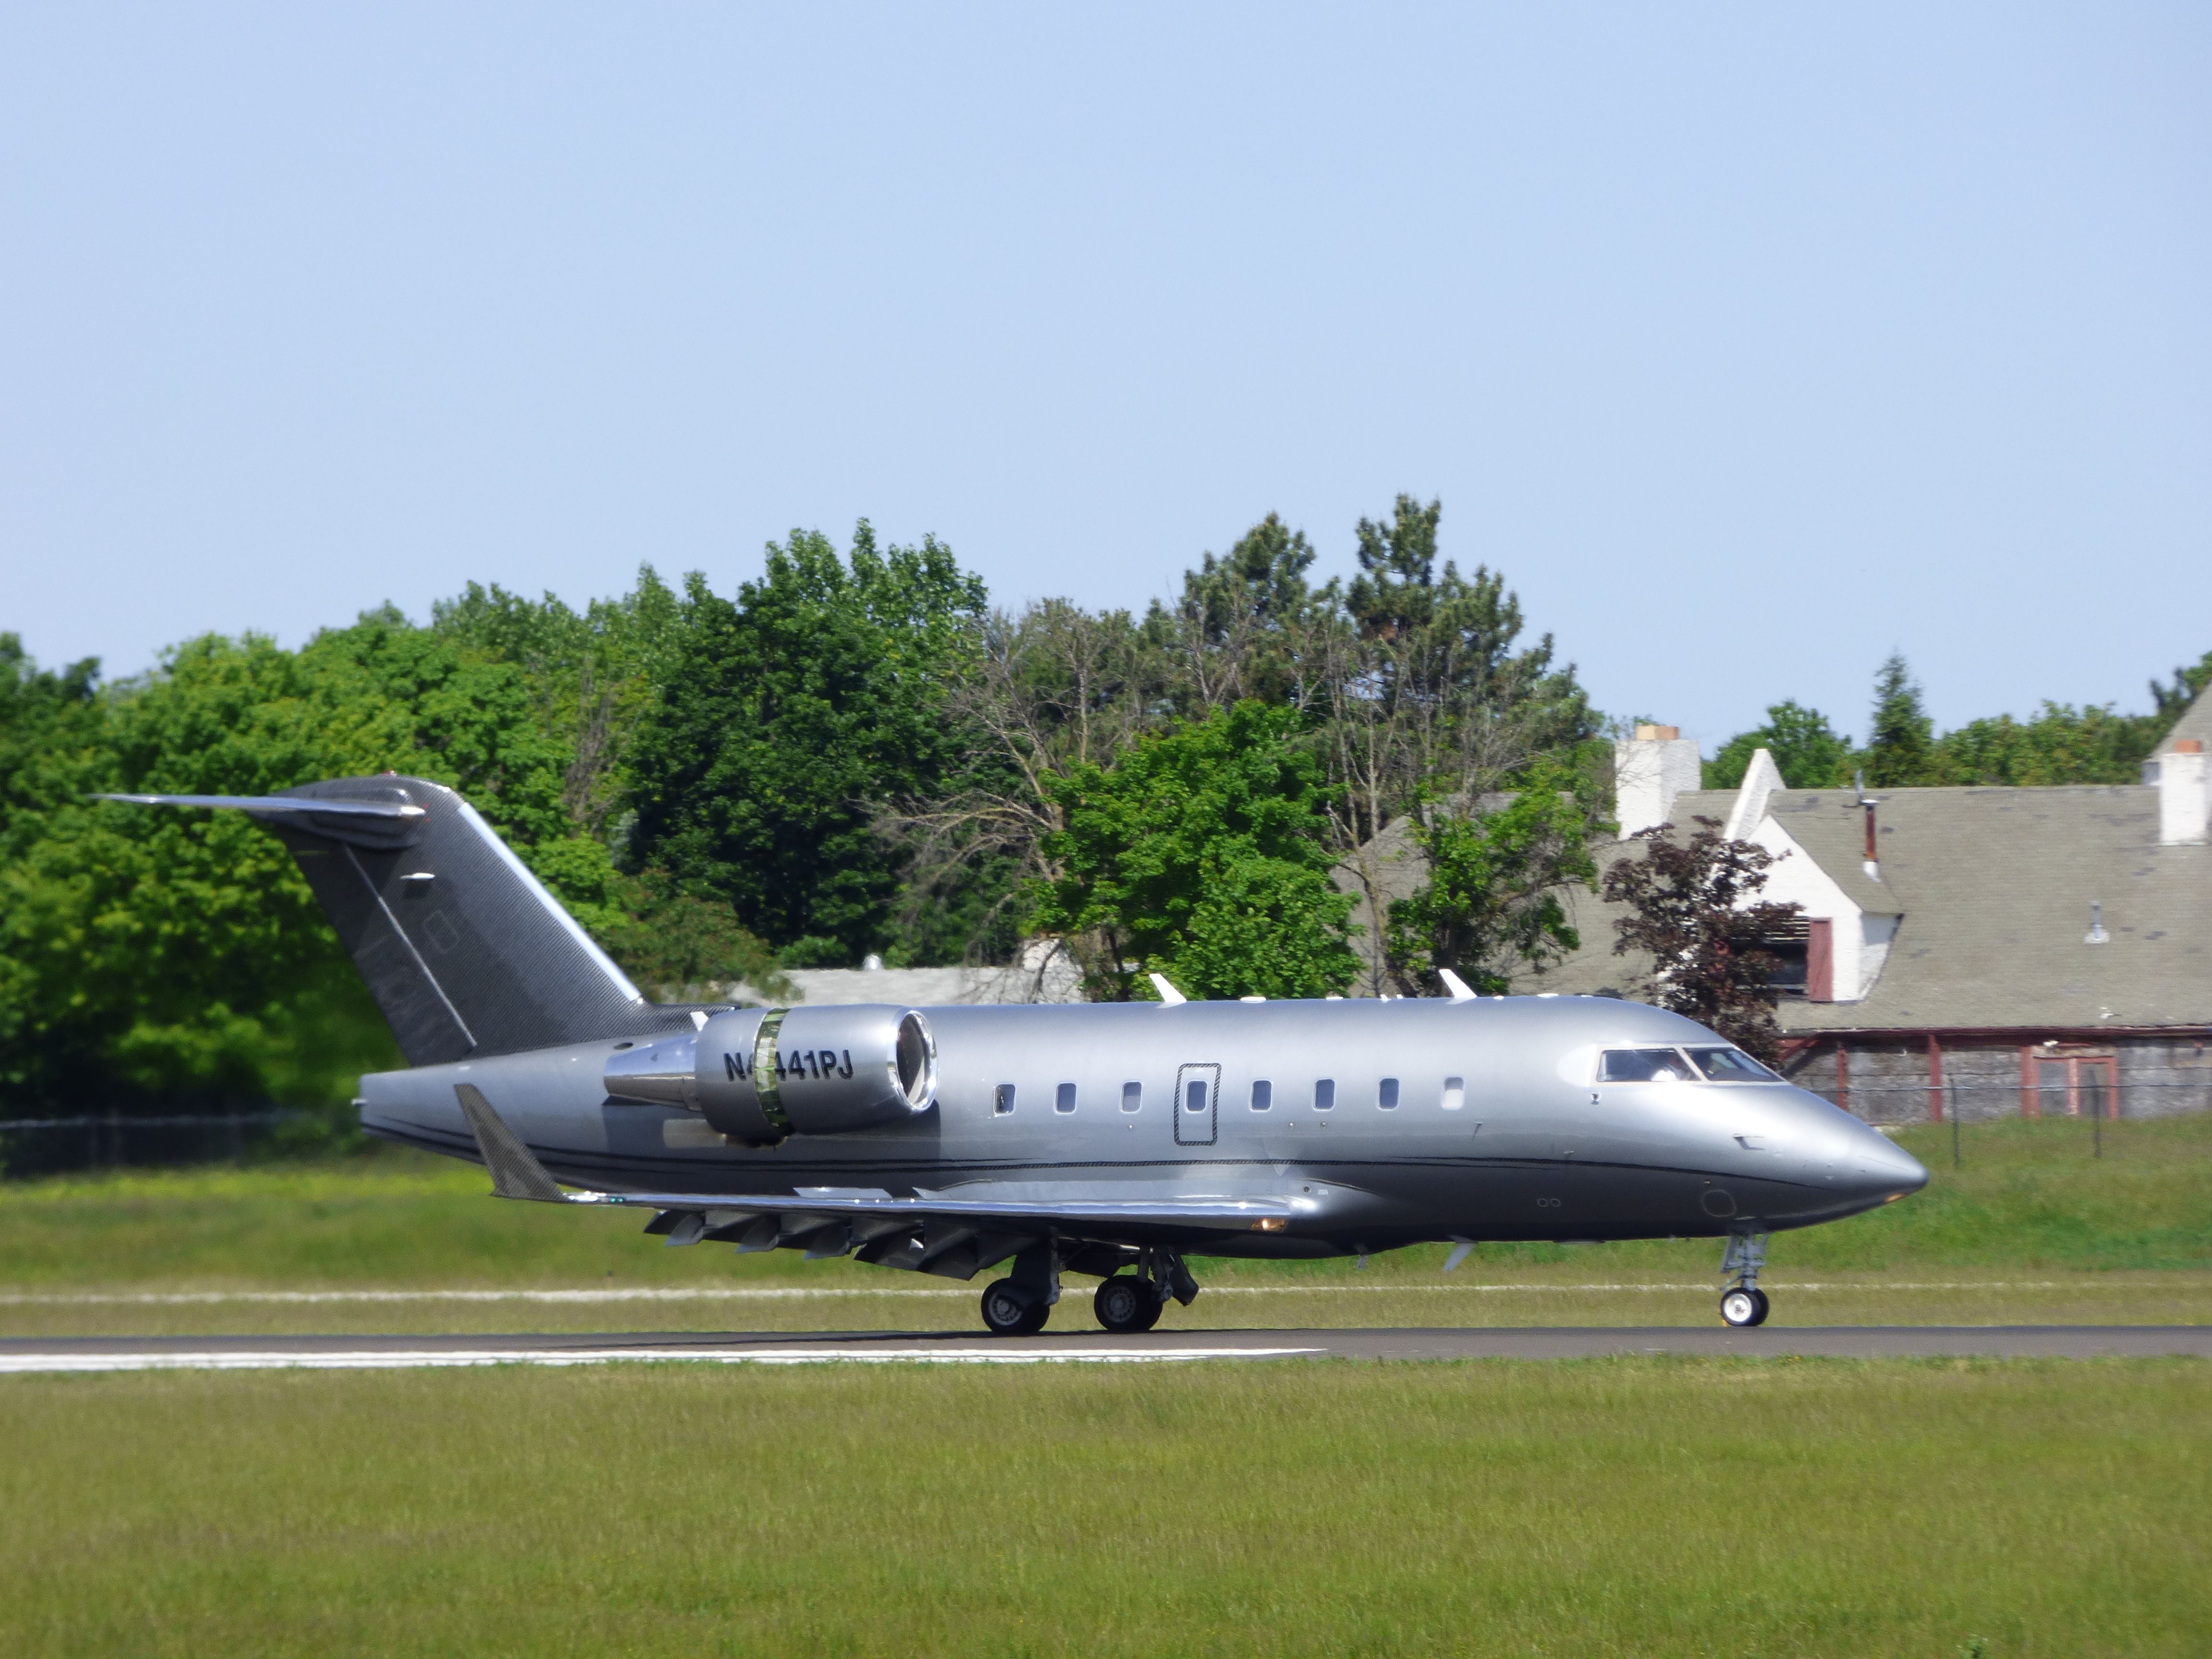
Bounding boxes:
104 776 1929 1333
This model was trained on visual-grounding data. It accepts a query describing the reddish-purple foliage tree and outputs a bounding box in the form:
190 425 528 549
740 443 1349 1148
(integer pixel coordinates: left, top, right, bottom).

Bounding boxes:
1600 816 1803 1065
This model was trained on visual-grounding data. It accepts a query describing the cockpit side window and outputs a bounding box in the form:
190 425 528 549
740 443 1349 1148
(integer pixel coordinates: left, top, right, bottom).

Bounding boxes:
1598 1047 1696 1083
1685 1046 1780 1082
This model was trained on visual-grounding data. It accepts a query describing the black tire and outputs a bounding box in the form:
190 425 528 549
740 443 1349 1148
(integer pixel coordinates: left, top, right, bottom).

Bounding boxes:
1748 1288 1771 1326
1094 1275 1163 1334
1720 1287 1760 1328
980 1281 1048 1336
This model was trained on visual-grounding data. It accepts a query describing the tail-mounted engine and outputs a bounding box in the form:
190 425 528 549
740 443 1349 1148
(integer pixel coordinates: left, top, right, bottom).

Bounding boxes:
602 1005 938 1144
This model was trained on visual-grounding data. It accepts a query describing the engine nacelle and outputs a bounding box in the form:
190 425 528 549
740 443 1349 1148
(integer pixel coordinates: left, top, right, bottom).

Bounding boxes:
602 1004 938 1145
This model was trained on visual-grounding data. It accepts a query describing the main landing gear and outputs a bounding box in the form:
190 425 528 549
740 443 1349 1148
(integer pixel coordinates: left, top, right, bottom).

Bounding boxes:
977 1246 1198 1335
979 1278 1050 1336
1092 1274 1162 1334
1719 1230 1770 1328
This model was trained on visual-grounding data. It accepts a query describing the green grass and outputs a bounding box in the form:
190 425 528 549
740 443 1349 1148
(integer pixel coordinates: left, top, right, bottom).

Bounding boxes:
0 1358 2204 1657
2 1113 2206 1285
1 1116 2208 1334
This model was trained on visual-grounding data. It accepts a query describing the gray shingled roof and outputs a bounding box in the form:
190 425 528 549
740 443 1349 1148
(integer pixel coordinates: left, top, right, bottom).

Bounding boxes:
1522 784 2211 1031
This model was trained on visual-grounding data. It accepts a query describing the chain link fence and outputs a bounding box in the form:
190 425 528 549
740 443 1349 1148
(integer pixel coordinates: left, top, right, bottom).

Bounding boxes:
1792 1074 2212 1167
0 1111 324 1178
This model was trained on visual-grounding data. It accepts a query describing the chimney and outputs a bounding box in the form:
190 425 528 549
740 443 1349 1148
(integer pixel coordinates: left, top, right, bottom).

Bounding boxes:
1614 723 1702 838
2161 739 2208 846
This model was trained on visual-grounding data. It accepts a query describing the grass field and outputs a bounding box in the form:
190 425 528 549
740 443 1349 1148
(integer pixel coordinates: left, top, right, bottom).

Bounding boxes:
3 1115 2209 1335
1 1357 2205 1658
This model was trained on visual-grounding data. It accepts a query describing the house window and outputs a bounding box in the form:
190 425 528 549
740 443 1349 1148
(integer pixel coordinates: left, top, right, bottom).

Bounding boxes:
1250 1080 1272 1111
1442 1077 1466 1111
1761 917 1812 999
1314 1079 1335 1110
1379 1077 1400 1109
1055 1082 1077 1114
1120 1082 1142 1113
994 1084 1016 1116
2022 1050 2116 1119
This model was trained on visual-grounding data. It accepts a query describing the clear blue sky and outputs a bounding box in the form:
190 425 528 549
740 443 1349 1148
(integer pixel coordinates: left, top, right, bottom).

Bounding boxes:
4 5 2206 750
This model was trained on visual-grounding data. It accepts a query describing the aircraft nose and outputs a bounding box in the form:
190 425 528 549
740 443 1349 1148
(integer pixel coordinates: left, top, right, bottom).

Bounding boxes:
1849 1127 1929 1202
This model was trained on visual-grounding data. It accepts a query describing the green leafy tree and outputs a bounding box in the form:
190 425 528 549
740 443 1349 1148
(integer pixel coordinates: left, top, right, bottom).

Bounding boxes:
1029 702 1360 1001
1862 652 1935 788
1705 701 1853 790
1927 702 2162 787
1384 755 1606 994
0 631 418 1115
626 523 988 965
2150 649 2212 727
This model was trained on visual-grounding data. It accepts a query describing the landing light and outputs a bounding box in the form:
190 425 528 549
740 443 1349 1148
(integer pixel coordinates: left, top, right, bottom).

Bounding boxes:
1250 1217 1287 1232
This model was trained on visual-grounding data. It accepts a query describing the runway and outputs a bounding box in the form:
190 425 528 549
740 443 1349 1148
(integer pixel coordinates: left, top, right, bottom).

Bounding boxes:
1 1325 2205 1372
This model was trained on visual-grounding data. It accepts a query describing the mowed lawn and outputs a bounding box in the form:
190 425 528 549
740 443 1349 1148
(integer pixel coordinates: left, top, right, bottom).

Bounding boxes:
0 1357 2205 1658
1 1115 2209 1334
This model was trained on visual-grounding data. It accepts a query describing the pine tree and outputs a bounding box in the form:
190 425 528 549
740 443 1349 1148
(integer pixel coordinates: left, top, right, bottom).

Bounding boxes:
1863 652 1934 788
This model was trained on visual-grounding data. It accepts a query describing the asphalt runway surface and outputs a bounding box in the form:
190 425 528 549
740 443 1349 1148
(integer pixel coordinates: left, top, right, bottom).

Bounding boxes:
2 1326 2206 1371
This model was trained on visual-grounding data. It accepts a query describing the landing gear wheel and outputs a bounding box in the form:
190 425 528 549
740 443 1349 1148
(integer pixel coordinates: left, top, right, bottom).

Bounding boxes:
1094 1275 1163 1334
1720 1287 1769 1328
980 1282 1049 1336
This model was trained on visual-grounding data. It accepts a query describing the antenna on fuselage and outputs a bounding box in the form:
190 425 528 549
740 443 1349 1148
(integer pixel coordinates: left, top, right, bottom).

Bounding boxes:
1437 968 1478 1003
1147 973 1188 1006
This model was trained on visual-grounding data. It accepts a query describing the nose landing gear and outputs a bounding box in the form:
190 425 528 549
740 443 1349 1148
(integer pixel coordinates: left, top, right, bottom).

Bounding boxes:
1719 1230 1770 1327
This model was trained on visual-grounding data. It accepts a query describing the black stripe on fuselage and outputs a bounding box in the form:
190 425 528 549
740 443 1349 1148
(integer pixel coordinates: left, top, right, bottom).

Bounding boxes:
361 1112 1817 1196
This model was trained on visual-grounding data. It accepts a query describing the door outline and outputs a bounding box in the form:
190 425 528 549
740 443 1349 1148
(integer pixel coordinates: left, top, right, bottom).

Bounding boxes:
1174 1063 1221 1147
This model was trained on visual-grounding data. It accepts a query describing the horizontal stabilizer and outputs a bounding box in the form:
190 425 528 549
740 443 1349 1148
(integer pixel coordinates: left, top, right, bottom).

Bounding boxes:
93 792 426 849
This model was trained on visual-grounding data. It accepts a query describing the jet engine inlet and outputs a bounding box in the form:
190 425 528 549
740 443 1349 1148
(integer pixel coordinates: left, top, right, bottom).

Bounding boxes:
606 1005 938 1144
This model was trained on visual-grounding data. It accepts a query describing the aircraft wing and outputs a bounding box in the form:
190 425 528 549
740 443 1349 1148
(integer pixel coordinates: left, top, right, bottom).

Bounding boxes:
453 1085 1299 1274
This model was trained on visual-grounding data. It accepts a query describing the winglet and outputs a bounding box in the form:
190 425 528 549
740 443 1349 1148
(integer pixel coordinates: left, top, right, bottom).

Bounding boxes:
454 1084 568 1202
1437 968 1478 1003
1147 972 1188 1006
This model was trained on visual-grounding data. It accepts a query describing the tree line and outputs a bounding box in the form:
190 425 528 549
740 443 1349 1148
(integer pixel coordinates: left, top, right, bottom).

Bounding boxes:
2 502 2203 1124
0 498 1602 1119
1706 649 2210 792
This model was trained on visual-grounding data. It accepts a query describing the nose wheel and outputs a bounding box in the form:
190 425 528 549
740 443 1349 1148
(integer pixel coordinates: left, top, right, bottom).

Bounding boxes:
1720 1286 1769 1327
1718 1230 1770 1327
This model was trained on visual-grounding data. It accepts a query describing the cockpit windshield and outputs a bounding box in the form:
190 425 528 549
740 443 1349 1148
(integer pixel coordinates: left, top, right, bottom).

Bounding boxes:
1684 1046 1780 1082
1598 1046 1782 1084
1598 1047 1698 1083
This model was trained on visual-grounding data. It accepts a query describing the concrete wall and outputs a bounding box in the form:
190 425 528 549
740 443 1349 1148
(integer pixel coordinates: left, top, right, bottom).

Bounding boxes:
1781 1035 2212 1124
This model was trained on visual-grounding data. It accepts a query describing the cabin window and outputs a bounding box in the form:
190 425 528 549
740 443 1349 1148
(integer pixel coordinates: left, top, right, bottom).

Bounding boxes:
994 1084 1017 1115
1684 1047 1778 1082
1442 1076 1466 1111
1250 1080 1272 1111
1379 1077 1400 1109
1598 1048 1694 1083
1121 1081 1142 1113
1313 1079 1335 1110
1055 1082 1078 1114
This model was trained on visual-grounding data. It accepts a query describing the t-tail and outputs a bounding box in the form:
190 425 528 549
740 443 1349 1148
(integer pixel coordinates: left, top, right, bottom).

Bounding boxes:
97 776 692 1063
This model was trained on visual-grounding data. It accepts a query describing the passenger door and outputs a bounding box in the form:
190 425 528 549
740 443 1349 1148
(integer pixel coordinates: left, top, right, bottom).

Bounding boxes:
1174 1063 1221 1148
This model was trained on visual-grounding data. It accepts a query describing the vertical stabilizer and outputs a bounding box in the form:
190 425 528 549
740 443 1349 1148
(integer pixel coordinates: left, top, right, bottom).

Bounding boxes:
100 775 683 1063
266 776 657 1062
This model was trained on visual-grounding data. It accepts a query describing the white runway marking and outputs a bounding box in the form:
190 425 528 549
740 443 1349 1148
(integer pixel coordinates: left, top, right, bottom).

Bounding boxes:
0 1282 2068 1306
0 1345 1321 1374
